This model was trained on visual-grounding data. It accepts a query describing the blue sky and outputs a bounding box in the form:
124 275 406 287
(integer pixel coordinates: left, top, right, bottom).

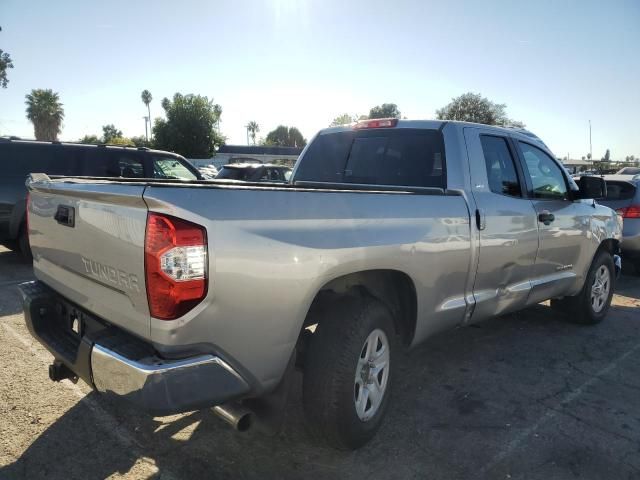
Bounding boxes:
1 0 638 159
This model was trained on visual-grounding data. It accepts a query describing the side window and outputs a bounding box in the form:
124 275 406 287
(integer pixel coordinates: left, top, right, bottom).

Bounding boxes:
480 135 521 197
114 153 144 178
152 156 198 180
519 142 568 200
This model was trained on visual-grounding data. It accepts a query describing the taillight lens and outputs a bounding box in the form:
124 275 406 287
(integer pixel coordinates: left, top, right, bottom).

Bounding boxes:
616 205 640 219
26 192 30 234
145 213 208 320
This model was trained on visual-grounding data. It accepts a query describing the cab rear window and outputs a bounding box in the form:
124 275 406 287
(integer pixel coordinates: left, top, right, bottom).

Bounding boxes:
295 129 446 188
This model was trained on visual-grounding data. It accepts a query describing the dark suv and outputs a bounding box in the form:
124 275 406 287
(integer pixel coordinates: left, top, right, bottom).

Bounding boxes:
0 138 201 256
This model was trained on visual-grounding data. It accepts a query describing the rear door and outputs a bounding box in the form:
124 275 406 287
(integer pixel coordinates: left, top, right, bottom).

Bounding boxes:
463 127 539 321
514 141 593 303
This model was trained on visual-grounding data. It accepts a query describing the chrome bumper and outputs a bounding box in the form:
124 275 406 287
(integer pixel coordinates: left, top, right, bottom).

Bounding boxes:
91 345 250 414
20 280 250 416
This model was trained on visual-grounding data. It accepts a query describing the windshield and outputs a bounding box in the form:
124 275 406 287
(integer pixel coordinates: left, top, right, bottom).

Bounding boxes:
152 156 199 180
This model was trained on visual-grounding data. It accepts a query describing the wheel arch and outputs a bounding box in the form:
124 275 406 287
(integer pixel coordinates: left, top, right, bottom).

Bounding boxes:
303 269 418 347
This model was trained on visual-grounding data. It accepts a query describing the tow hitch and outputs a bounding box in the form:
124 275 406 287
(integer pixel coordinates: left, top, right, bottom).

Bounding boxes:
48 361 78 383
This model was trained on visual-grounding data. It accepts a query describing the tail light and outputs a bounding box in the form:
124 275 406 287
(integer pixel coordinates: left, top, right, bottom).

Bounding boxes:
145 213 208 320
354 118 398 129
616 205 640 219
26 192 30 233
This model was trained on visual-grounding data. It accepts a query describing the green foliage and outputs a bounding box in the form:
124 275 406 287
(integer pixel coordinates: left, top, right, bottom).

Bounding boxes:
130 135 152 147
330 114 357 127
25 89 64 141
102 124 122 143
108 137 134 146
436 92 524 127
153 93 224 158
264 125 307 148
0 27 13 89
368 103 401 119
246 121 260 145
141 90 152 107
78 134 101 144
602 149 611 162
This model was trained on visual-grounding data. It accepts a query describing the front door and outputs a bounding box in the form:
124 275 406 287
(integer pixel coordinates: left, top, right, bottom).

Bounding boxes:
464 128 539 322
514 140 591 304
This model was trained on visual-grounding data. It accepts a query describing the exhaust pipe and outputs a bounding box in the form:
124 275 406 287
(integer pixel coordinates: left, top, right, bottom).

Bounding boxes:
213 403 253 432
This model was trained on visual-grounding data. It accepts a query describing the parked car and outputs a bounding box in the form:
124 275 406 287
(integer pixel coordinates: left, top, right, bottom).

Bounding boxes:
599 175 640 273
0 138 202 256
616 167 640 176
20 119 621 450
215 163 292 182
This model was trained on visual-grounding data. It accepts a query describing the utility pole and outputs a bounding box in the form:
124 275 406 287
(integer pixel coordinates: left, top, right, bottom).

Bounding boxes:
589 120 593 162
245 124 250 145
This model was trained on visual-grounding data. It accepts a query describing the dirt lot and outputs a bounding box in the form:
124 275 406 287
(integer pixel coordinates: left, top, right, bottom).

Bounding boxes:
0 245 639 480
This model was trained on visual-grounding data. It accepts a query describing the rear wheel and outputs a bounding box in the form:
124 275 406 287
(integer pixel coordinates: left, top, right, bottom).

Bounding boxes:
551 250 615 325
302 294 396 450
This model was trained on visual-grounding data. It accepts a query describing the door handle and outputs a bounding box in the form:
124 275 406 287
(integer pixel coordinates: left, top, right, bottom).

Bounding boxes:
475 209 486 230
538 210 555 226
54 205 75 227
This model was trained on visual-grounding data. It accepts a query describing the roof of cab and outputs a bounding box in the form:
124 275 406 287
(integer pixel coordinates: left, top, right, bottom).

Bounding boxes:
0 137 185 157
319 119 547 146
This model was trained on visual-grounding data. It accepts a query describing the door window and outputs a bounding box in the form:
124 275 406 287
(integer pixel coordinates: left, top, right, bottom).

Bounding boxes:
519 142 568 200
480 135 521 197
152 156 198 180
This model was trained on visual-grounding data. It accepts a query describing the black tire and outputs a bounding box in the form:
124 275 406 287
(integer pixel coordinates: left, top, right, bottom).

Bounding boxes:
302 294 397 450
18 224 32 260
551 250 615 325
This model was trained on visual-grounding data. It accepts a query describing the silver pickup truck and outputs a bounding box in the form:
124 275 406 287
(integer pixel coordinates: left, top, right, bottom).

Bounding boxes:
20 119 622 449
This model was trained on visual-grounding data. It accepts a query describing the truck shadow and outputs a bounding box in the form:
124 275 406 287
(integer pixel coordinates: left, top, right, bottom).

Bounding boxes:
1 300 638 479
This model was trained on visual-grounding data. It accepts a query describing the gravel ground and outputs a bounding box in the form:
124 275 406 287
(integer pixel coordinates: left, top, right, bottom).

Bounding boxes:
0 245 639 480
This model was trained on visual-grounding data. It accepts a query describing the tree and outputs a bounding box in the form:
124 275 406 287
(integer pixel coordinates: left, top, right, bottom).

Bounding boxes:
153 92 225 158
0 26 14 88
78 134 101 144
102 124 122 143
265 125 307 148
141 89 152 140
587 153 592 161
25 89 64 141
108 137 134 146
602 149 611 162
436 92 524 127
330 113 357 127
368 103 401 119
130 135 151 147
246 121 260 145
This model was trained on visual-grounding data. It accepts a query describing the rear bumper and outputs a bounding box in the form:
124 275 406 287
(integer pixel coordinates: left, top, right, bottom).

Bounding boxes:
19 280 250 415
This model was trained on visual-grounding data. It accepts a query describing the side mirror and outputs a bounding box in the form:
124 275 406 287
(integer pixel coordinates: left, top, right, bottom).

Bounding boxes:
576 176 607 200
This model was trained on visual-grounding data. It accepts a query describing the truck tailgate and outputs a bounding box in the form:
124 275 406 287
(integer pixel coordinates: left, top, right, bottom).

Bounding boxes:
28 179 150 339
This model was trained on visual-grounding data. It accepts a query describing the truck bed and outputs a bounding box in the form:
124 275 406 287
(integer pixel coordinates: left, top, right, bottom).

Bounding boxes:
27 174 472 389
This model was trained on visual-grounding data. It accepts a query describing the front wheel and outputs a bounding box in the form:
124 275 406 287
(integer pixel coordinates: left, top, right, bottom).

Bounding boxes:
302 295 396 450
551 250 615 325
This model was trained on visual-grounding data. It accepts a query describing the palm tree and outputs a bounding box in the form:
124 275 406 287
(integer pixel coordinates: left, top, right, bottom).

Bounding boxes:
25 89 64 141
141 89 152 140
246 121 260 145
